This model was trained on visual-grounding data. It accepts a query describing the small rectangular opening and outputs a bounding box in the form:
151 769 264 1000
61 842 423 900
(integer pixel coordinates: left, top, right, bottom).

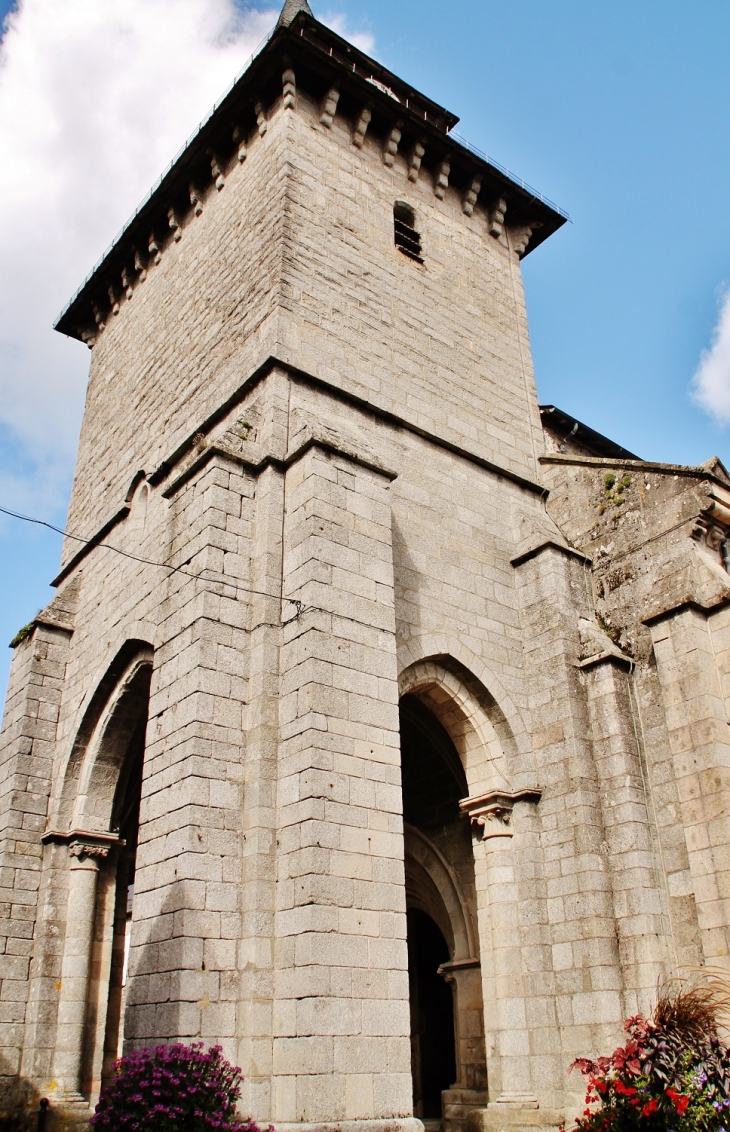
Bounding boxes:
394 201 423 263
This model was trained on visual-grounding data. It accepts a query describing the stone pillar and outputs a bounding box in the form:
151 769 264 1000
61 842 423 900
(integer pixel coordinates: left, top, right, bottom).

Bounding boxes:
274 441 416 1132
0 615 73 1103
513 543 624 1120
581 656 667 1010
54 840 107 1096
468 799 538 1113
649 605 730 960
238 370 290 1121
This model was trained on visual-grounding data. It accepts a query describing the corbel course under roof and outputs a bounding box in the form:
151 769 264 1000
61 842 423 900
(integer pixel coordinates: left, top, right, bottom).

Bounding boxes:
55 8 568 343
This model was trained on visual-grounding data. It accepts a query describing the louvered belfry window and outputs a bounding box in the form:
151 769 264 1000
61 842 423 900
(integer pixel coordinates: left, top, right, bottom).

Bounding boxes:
393 201 423 263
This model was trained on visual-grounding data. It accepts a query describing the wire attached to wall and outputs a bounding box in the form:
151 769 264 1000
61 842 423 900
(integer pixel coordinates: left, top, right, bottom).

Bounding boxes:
0 505 306 625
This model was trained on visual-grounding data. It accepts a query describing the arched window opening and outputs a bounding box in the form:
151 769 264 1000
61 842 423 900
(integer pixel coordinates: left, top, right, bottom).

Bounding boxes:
407 908 456 1122
394 201 423 263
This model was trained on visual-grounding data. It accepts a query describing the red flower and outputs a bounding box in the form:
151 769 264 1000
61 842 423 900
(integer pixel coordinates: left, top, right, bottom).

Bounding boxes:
614 1080 637 1096
641 1097 659 1116
666 1088 690 1116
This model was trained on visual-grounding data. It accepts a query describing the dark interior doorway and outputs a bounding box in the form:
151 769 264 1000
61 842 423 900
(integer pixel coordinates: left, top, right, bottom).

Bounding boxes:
401 696 466 1120
96 665 150 1091
407 908 457 1119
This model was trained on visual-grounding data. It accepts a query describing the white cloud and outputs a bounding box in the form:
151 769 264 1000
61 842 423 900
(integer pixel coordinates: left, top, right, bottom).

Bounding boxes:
693 287 730 425
320 12 375 54
0 0 374 522
0 0 279 517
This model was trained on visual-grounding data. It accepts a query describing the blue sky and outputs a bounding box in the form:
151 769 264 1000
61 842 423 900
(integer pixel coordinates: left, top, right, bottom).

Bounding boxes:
1 0 730 697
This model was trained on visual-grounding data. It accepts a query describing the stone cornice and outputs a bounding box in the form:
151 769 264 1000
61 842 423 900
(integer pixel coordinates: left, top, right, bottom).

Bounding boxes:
54 11 567 345
540 452 730 490
577 651 634 673
51 359 551 590
510 539 591 568
642 595 730 628
52 505 130 588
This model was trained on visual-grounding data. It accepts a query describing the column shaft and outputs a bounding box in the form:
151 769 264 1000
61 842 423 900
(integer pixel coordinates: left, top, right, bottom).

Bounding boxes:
54 851 102 1094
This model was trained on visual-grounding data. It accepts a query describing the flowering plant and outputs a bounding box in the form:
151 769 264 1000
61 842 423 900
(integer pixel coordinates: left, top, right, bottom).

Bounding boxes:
562 981 730 1131
91 1042 268 1132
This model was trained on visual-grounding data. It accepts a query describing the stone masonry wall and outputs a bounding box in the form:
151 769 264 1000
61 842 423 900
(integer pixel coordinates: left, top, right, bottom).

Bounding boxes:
0 46 717 1132
64 81 544 565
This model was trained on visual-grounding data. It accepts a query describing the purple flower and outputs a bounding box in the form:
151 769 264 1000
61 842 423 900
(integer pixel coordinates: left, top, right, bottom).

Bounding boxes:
91 1042 262 1132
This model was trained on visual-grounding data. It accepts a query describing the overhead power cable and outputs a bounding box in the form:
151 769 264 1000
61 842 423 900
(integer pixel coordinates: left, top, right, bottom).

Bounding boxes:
0 504 304 623
1 504 394 637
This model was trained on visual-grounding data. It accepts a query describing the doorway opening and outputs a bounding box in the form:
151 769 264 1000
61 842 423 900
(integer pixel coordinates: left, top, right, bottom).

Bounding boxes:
407 908 456 1119
400 692 488 1128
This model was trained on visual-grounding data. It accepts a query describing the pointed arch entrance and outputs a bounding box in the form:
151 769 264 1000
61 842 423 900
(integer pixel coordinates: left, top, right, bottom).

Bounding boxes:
400 694 488 1130
50 644 152 1104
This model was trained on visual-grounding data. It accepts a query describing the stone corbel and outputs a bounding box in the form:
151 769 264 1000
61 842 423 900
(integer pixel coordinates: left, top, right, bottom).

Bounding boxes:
255 101 268 137
352 105 372 148
434 159 450 200
232 126 247 163
92 302 105 333
462 175 482 216
488 196 507 238
207 149 225 190
320 87 340 128
134 248 147 282
282 62 296 110
189 184 203 217
168 207 182 241
459 788 542 840
408 140 426 183
510 222 543 257
383 122 403 167
108 282 120 315
148 232 161 265
121 265 134 300
692 486 730 554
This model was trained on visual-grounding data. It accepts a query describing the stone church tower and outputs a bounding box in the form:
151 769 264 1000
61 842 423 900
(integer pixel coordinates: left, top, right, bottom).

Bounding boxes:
3 2 730 1129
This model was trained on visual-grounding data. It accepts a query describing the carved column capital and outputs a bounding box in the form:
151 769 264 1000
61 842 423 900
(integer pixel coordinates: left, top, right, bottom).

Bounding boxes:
68 840 110 864
459 788 541 840
43 827 122 864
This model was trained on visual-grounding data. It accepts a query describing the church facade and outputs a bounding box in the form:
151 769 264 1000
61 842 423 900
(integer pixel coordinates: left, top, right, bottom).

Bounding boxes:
2 3 730 1129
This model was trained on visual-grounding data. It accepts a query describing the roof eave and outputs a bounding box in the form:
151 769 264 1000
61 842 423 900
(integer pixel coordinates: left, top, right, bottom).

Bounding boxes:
55 12 568 340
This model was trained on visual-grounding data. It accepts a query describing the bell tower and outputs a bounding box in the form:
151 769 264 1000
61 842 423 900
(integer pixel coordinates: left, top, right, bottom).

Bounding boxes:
0 3 583 1131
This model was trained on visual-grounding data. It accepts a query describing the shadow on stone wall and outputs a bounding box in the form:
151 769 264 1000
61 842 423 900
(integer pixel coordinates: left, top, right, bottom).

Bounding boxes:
123 883 188 1054
0 1054 50 1131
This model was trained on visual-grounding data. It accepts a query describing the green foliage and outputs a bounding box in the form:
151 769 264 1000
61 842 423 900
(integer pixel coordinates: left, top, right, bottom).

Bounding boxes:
9 621 35 649
600 471 632 513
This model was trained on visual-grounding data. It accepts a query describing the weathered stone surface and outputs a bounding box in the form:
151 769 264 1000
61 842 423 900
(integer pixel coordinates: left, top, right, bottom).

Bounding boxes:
2 7 730 1132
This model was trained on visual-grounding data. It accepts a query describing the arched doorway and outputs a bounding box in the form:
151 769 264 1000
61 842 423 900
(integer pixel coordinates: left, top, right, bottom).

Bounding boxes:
98 693 147 1084
52 647 151 1103
400 695 488 1130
